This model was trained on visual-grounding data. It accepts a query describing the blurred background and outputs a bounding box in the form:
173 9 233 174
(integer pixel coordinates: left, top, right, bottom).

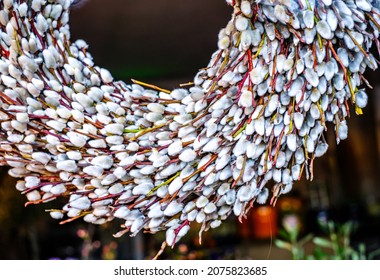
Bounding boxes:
1 0 380 260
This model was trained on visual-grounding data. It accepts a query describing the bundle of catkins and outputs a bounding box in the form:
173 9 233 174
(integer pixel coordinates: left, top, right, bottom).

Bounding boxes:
0 0 379 256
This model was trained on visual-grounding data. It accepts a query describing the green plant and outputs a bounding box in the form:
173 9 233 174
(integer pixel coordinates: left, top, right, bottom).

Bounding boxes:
311 221 366 260
275 220 380 260
274 215 312 260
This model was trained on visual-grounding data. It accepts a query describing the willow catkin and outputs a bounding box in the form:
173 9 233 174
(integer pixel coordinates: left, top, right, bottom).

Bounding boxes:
0 0 380 252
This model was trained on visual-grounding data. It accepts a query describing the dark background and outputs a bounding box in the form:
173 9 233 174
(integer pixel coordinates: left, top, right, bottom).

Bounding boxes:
70 0 231 87
1 0 380 260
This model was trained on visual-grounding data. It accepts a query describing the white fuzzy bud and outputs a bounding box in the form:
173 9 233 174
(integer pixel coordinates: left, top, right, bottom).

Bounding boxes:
57 160 77 172
70 195 91 210
42 49 57 69
91 155 113 169
26 190 41 202
105 123 124 135
32 152 51 165
83 165 104 177
164 201 183 216
100 68 113 83
114 207 130 219
256 188 269 205
179 149 197 162
168 177 183 195
235 15 249 31
50 212 64 220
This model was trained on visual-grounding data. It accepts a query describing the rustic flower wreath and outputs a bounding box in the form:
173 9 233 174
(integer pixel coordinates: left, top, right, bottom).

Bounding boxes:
0 0 379 258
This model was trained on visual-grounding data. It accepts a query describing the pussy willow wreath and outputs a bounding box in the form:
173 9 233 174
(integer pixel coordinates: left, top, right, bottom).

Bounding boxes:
0 0 379 257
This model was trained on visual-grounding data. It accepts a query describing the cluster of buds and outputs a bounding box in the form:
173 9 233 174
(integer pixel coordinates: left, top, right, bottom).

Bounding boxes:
0 0 379 256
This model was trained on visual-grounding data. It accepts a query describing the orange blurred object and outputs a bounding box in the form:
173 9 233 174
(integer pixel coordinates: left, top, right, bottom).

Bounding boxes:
237 206 279 239
251 206 278 239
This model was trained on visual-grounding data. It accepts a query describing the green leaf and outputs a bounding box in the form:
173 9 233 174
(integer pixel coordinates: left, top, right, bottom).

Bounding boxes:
291 247 304 260
358 244 367 260
313 247 328 260
299 233 313 246
274 239 292 251
289 229 299 243
340 222 353 237
278 229 290 240
351 251 360 260
368 248 380 260
313 237 333 248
